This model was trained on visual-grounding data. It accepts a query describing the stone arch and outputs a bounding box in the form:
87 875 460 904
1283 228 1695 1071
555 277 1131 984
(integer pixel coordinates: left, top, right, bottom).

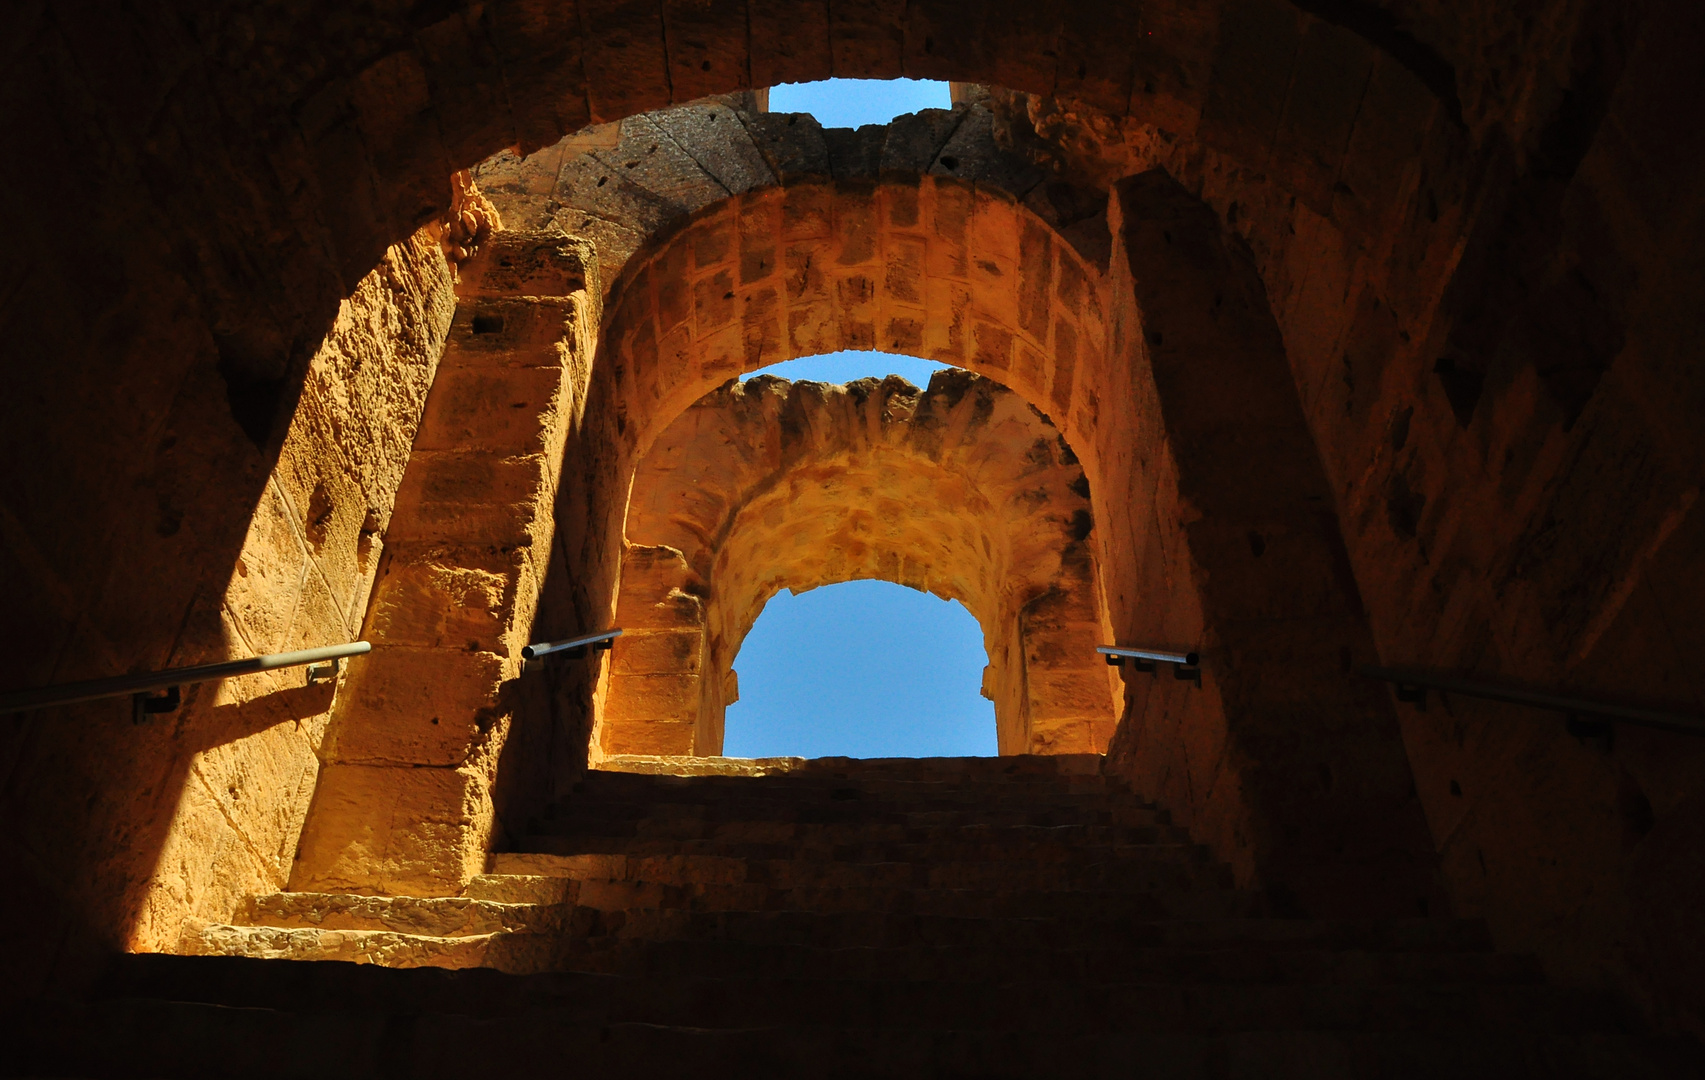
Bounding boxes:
601 372 1116 759
555 175 1112 640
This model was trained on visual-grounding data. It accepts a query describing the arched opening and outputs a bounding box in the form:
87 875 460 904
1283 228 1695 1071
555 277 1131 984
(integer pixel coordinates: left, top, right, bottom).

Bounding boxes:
742 348 948 386
724 580 996 759
767 78 951 127
596 370 1116 762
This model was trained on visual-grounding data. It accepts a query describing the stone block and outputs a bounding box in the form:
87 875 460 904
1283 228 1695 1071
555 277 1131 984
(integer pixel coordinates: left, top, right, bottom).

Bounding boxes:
603 673 703 724
459 231 591 299
741 112 831 182
413 364 568 461
827 0 905 77
600 715 698 756
387 451 555 547
135 772 280 949
222 480 312 657
880 109 963 173
602 115 731 219
1026 668 1120 719
415 12 519 164
442 299 573 358
653 100 775 194
661 0 749 100
484 1 592 152
323 647 510 766
577 0 671 122
289 764 492 895
1269 19 1376 215
1198 0 1300 164
748 1 832 87
787 301 838 356
613 628 704 675
365 545 537 652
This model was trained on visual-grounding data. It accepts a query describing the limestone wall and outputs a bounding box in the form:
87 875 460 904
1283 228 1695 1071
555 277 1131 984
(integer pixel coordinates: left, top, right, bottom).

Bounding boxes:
604 372 1116 757
970 2 1705 1027
0 229 454 977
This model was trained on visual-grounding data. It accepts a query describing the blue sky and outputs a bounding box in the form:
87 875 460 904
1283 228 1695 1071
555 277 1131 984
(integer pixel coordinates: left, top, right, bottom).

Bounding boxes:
741 349 950 387
768 78 952 128
724 580 998 759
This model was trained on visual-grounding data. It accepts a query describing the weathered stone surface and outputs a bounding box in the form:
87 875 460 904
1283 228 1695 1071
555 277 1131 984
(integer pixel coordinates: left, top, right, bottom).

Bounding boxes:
603 373 1116 756
109 755 1682 1077
5 0 1705 1044
290 229 600 898
289 764 494 897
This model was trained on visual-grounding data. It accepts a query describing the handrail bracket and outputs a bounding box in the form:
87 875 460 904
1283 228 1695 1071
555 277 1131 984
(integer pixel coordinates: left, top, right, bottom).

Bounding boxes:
132 686 181 724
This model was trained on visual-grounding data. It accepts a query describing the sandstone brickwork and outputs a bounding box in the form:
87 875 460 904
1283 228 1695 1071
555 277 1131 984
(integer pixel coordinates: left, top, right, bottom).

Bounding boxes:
473 94 1105 287
603 371 1117 758
288 229 602 899
4 0 1705 1051
3 228 459 970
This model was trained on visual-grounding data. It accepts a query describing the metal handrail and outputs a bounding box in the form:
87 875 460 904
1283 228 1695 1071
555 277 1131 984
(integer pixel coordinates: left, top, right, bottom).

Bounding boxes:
1099 644 1202 686
1099 645 1200 667
0 641 372 716
1362 666 1705 738
522 629 622 661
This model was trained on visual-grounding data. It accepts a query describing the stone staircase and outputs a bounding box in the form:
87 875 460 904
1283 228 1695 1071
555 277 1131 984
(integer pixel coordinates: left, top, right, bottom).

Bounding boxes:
13 755 1697 1077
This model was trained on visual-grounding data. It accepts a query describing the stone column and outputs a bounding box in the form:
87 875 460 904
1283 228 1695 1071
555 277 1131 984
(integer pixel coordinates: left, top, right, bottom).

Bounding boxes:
598 545 710 757
289 230 597 896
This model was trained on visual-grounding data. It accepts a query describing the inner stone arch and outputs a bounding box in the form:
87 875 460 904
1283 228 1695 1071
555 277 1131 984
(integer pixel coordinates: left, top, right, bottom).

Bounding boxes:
599 371 1117 760
550 171 1116 692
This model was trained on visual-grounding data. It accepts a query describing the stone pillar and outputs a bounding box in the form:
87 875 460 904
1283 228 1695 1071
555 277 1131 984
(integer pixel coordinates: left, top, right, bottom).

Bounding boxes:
289 230 597 896
1020 552 1119 754
598 545 710 757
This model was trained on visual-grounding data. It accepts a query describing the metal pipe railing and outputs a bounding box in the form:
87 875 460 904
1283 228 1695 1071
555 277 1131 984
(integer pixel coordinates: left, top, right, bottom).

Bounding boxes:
0 641 372 717
521 629 622 661
1361 666 1705 738
1098 645 1202 686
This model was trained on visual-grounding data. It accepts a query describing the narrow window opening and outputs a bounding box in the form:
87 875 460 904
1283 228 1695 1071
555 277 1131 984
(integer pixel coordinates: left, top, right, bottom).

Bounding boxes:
471 313 505 335
725 580 997 759
742 349 952 387
765 78 952 127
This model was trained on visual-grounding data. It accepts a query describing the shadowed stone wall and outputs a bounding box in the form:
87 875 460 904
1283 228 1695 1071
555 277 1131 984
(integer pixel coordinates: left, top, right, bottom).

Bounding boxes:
4 227 456 974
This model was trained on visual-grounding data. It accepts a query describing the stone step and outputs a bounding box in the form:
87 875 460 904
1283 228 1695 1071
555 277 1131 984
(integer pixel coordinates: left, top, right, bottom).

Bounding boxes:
178 924 555 975
496 976 1609 1036
594 754 1108 780
539 878 1264 919
69 961 1625 1035
236 892 565 937
523 820 1187 850
556 936 1545 986
557 777 1147 801
575 908 1497 953
569 774 1134 802
537 801 1167 833
514 832 1203 864
487 849 1231 892
23 992 1689 1079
